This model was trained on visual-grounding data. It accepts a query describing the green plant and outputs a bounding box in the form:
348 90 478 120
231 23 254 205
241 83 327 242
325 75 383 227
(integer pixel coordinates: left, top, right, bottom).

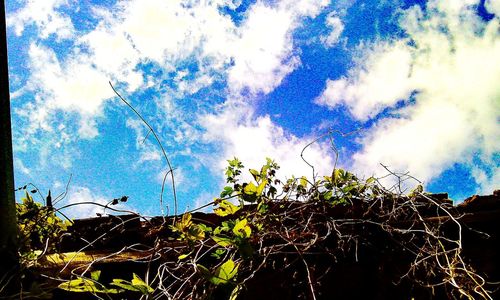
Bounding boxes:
170 212 208 244
58 270 153 295
23 157 488 300
16 191 70 266
169 157 379 299
164 156 490 300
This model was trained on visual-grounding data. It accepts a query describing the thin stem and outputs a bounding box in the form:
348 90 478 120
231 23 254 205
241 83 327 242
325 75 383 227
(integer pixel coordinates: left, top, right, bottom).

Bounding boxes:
109 82 178 221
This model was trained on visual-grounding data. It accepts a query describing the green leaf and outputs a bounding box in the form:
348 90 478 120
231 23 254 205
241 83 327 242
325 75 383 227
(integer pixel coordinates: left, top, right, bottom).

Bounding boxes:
232 218 251 238
131 273 154 294
333 169 344 183
228 158 241 167
178 253 190 260
241 182 259 202
90 270 101 281
220 186 234 198
109 274 153 295
257 201 269 214
28 250 43 260
249 169 260 181
342 183 357 194
58 278 96 293
110 279 137 292
322 191 332 201
300 176 308 188
408 184 424 197
198 223 212 233
256 180 267 196
211 248 226 259
219 221 231 232
366 177 375 184
189 225 206 240
211 259 238 285
58 277 118 293
243 182 258 195
260 164 269 176
197 264 214 281
214 200 240 216
173 213 192 231
212 235 234 247
254 222 264 231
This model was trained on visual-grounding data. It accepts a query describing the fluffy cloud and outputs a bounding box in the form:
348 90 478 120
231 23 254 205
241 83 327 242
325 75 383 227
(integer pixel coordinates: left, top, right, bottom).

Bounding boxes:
316 41 413 120
7 0 75 40
10 0 335 190
228 0 329 95
14 0 330 141
352 102 477 181
472 166 500 195
28 44 115 114
200 103 336 183
90 0 330 100
316 0 500 193
486 0 500 15
227 4 298 95
320 12 344 48
23 43 116 138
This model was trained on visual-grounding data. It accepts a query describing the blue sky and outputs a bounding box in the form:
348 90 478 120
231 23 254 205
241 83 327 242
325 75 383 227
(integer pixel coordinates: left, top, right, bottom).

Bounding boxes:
6 0 500 218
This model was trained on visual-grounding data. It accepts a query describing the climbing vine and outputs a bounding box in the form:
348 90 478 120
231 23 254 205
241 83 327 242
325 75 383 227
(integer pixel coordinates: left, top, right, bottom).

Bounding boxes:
9 158 495 300
159 158 492 300
16 191 70 267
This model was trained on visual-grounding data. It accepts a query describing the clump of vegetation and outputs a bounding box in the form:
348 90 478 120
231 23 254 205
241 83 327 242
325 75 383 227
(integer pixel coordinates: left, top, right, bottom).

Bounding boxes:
9 158 494 300
58 270 153 295
160 158 491 300
16 191 70 267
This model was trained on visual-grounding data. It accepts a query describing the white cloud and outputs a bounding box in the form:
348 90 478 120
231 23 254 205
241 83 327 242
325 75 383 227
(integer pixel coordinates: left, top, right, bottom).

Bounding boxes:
227 4 298 95
13 0 334 192
18 0 332 139
472 166 500 196
7 0 75 40
228 0 329 95
59 186 110 219
352 101 476 181
78 117 99 139
486 0 500 16
320 12 344 47
316 41 414 120
126 118 165 167
22 43 116 137
316 0 500 189
78 27 143 91
118 0 202 64
139 150 161 163
17 0 231 142
14 158 31 176
200 103 336 183
27 43 114 114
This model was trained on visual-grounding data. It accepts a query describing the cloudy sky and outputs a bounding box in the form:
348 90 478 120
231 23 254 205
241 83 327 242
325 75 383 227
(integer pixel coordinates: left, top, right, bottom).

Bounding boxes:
6 0 500 218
